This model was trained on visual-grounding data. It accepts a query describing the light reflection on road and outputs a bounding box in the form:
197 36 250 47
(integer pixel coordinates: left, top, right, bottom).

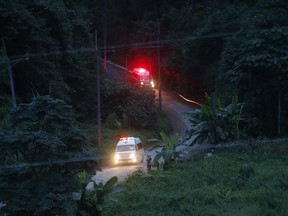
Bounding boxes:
90 148 161 185
92 163 145 184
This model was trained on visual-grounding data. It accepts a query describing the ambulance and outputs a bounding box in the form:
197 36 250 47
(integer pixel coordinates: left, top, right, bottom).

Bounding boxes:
114 137 144 164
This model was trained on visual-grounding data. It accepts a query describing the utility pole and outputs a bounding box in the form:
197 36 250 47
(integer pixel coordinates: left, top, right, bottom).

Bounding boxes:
95 30 102 149
2 39 16 107
125 52 129 83
157 19 162 110
103 0 107 74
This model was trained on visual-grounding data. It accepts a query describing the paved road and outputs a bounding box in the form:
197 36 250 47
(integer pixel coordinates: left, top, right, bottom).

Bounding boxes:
90 147 161 185
88 89 199 186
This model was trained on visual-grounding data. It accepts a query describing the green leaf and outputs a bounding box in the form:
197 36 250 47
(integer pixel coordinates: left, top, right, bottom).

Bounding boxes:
103 176 118 192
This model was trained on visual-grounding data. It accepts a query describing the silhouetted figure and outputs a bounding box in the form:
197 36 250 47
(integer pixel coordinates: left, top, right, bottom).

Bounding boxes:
146 155 152 172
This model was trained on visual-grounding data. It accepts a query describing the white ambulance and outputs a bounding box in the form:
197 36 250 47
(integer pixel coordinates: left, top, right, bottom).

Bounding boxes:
114 137 144 164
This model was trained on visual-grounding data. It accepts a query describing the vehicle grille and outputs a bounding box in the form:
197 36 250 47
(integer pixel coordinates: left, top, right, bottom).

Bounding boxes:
118 153 131 159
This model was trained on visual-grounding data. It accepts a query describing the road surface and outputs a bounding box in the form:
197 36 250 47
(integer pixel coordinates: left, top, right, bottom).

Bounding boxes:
89 89 199 186
90 147 160 185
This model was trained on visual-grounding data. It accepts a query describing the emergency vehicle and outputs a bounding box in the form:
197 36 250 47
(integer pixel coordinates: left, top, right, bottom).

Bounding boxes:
114 137 145 164
131 67 154 88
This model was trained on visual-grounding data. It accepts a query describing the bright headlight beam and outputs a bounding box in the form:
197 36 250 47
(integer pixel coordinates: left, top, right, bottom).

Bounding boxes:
178 94 203 107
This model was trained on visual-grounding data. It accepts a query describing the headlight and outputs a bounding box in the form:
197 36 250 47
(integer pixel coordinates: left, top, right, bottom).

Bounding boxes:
130 153 136 159
115 153 120 164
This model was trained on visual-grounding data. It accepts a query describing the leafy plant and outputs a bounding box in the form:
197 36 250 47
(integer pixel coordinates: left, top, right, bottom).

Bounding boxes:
160 131 179 150
77 176 122 216
187 93 245 145
151 132 180 170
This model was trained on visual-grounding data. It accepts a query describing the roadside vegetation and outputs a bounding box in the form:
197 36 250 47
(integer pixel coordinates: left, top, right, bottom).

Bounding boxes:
0 93 172 215
1 0 288 215
82 96 172 155
1 0 288 139
186 93 245 145
0 96 98 215
103 142 288 216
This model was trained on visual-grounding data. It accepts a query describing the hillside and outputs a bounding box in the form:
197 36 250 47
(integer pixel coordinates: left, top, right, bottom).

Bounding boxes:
103 141 288 216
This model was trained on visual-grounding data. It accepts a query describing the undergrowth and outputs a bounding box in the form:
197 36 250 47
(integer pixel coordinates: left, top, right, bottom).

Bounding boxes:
103 142 288 216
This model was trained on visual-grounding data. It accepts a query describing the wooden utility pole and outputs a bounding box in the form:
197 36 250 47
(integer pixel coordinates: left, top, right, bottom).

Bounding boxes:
2 39 16 107
103 0 107 74
157 19 162 110
95 30 102 149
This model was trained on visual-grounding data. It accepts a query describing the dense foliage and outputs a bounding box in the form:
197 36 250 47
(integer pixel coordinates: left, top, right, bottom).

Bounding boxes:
101 80 156 128
0 96 97 215
218 0 288 137
187 94 244 144
1 0 288 214
0 0 97 120
1 0 288 138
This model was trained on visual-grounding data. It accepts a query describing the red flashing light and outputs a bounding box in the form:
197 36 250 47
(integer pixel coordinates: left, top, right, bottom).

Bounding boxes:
134 67 148 74
138 68 146 73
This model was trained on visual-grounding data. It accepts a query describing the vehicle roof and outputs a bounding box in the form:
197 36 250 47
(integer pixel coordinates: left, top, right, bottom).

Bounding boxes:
116 137 141 146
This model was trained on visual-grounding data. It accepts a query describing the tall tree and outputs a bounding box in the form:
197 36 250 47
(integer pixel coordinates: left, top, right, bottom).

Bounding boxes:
0 0 97 119
0 96 97 215
219 0 288 136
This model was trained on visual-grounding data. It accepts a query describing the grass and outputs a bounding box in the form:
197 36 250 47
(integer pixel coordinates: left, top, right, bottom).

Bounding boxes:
102 142 288 216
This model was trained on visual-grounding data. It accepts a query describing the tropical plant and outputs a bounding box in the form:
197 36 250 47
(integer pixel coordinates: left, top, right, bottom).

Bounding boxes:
77 176 122 216
151 132 180 170
160 131 179 150
187 93 245 145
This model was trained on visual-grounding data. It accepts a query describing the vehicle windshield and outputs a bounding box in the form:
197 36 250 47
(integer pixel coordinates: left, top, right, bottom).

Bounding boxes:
116 145 135 152
139 74 150 82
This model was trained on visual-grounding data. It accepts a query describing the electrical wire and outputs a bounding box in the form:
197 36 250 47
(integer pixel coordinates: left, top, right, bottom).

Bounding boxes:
2 26 288 62
0 156 107 170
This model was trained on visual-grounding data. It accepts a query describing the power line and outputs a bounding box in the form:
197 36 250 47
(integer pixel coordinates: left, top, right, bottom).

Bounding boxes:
0 155 106 171
2 26 287 62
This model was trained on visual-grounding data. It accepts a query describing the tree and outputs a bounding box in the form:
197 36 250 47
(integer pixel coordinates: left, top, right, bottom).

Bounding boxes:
0 0 97 118
219 0 288 136
0 96 97 215
101 80 156 128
